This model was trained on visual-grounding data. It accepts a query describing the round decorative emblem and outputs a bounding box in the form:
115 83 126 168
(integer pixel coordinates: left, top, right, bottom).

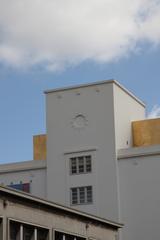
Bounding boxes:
72 114 88 129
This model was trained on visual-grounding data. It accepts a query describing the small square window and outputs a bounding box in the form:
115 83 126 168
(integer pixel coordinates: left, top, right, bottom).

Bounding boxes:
70 155 92 175
71 186 93 205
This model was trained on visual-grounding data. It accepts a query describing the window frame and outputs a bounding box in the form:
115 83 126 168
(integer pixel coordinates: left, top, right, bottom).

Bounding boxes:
70 186 93 205
8 218 50 240
70 155 92 175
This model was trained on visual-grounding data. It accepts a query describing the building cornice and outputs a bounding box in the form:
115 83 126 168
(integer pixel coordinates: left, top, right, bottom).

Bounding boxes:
0 160 46 174
118 145 160 159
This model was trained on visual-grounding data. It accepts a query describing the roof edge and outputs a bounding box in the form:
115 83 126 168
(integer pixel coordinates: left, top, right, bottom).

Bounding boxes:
44 79 115 94
44 79 145 108
113 80 145 107
0 160 46 174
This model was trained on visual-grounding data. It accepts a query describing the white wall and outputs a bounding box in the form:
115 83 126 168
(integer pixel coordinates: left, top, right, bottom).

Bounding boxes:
118 147 160 240
113 83 145 149
46 82 119 221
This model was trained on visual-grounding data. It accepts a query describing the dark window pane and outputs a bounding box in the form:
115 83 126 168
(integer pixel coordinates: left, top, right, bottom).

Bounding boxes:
10 221 20 240
23 224 34 240
71 158 77 174
78 157 84 173
71 167 77 174
79 187 85 203
86 186 92 203
71 188 78 204
37 227 49 240
85 156 92 172
55 231 64 240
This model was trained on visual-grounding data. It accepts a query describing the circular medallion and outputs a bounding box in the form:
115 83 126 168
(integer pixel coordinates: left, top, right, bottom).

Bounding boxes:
72 114 88 129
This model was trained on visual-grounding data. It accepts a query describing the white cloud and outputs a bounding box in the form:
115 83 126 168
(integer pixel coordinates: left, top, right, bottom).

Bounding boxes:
0 0 160 71
147 105 160 119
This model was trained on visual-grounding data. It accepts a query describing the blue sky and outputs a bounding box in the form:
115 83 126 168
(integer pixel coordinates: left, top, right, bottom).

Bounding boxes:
0 0 160 163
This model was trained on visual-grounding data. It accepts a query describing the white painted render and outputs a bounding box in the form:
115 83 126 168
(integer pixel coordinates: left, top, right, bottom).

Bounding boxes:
113 83 145 149
46 82 119 221
118 145 160 240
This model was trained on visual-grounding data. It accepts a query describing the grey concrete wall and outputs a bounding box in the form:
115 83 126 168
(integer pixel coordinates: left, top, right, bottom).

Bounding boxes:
46 82 119 221
118 146 160 240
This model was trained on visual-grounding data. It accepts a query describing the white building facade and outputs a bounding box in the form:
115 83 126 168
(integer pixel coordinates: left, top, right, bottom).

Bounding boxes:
0 80 160 240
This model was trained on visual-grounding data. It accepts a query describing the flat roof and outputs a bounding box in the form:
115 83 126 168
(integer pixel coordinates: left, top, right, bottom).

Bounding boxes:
44 79 145 107
0 185 123 229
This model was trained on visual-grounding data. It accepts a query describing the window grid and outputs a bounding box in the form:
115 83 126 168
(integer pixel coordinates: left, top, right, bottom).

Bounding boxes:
71 186 93 205
70 158 77 174
70 155 92 175
9 220 49 240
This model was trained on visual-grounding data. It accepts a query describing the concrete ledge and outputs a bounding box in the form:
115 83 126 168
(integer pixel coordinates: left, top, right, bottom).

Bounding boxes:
118 144 160 159
0 160 46 174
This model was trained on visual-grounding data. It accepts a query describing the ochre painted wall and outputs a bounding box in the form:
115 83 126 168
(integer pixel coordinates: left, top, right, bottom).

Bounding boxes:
33 134 47 160
132 118 160 147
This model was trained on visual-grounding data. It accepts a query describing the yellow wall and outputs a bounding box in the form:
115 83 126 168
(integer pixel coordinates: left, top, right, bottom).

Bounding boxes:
132 118 160 147
33 134 47 160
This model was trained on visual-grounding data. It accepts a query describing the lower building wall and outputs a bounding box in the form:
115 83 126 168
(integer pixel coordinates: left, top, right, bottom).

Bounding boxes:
0 196 118 240
118 153 160 240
